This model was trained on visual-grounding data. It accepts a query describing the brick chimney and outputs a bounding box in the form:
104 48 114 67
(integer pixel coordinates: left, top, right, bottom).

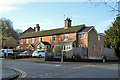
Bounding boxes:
64 18 72 29
35 24 40 32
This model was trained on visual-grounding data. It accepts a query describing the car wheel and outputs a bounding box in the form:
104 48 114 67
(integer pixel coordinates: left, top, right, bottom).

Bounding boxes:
39 55 42 58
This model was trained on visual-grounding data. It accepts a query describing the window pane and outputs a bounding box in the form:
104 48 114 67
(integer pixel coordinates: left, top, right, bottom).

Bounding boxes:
21 39 23 44
31 38 34 43
64 34 68 40
39 37 42 42
80 34 84 39
52 36 55 42
98 35 100 40
26 39 28 44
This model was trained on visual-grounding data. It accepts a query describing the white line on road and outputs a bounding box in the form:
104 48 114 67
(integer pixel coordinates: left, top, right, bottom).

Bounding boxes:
87 65 96 67
55 65 61 67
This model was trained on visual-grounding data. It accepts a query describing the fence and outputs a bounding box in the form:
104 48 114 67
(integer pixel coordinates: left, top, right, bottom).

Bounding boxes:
45 47 88 60
65 47 88 59
104 48 118 60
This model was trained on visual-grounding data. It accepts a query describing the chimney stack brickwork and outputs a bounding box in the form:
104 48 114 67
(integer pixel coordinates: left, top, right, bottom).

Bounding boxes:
35 24 40 32
65 18 72 29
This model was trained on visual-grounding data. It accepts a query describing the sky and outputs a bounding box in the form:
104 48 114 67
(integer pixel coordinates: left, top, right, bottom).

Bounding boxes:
0 0 118 33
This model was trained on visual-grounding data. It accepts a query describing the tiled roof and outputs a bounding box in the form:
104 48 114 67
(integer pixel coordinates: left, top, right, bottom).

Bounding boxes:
20 27 34 35
20 24 85 39
37 41 51 45
80 26 93 32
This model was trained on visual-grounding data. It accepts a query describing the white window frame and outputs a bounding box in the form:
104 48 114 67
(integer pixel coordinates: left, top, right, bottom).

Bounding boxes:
79 44 85 47
52 36 56 42
39 37 42 42
93 45 95 51
63 45 72 50
62 45 65 51
21 39 23 44
31 38 34 43
80 34 84 39
26 38 28 44
64 34 68 40
100 46 102 51
98 35 100 41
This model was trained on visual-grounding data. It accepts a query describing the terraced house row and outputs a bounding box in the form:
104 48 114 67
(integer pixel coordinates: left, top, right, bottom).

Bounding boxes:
19 18 104 57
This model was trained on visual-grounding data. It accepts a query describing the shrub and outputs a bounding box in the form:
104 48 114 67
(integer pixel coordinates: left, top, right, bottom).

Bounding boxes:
46 48 53 52
53 45 62 53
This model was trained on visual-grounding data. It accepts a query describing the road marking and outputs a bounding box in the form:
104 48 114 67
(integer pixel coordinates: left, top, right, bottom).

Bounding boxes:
55 65 61 66
87 65 96 67
11 68 26 78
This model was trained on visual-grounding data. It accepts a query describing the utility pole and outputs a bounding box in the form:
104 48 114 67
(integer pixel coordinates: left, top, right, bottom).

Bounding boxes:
61 50 63 63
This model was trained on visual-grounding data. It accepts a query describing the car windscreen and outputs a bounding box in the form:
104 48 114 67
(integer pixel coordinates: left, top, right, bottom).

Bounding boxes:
8 50 13 52
38 50 45 52
1 50 5 53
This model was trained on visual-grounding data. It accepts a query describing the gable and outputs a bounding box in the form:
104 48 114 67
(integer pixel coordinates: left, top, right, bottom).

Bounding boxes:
20 27 34 36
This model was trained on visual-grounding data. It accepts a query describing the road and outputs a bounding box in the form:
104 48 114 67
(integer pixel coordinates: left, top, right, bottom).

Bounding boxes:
1 59 119 79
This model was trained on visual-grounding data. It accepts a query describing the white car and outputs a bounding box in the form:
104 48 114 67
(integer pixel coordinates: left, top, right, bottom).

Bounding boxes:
19 51 29 56
32 50 45 58
0 49 13 57
0 50 4 58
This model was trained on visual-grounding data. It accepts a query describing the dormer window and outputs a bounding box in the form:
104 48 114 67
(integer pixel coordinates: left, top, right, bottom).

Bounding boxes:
64 34 68 40
80 34 84 39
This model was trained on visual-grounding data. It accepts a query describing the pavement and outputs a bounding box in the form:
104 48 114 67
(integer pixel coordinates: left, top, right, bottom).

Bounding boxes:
2 67 19 79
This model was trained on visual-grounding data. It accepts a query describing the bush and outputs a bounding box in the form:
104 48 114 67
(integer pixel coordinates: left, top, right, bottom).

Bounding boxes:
46 48 53 52
53 45 62 53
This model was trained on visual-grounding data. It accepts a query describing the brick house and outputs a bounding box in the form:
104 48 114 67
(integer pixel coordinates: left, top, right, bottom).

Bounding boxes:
19 18 104 58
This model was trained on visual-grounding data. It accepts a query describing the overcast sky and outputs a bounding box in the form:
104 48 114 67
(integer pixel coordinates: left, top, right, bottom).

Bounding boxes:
0 0 118 33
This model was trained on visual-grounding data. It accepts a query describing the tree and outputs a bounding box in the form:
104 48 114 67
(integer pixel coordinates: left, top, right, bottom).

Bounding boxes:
0 18 19 40
89 0 119 13
2 37 18 49
104 17 120 58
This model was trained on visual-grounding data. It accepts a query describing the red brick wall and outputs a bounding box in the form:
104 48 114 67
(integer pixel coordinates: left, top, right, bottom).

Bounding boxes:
78 33 88 47
20 33 76 50
88 28 104 58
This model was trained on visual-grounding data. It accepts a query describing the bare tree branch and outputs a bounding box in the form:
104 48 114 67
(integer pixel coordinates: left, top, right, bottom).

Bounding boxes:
88 0 118 12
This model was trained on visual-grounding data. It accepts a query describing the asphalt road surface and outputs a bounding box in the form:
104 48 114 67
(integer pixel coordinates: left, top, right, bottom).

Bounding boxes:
1 59 119 79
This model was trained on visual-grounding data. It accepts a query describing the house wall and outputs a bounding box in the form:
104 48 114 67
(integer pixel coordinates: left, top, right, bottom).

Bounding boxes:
19 33 76 50
88 28 104 58
77 33 88 47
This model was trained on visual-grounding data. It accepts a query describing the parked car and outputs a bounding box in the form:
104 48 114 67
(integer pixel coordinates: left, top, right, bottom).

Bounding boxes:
32 50 45 58
0 50 4 58
19 51 30 56
0 49 13 57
